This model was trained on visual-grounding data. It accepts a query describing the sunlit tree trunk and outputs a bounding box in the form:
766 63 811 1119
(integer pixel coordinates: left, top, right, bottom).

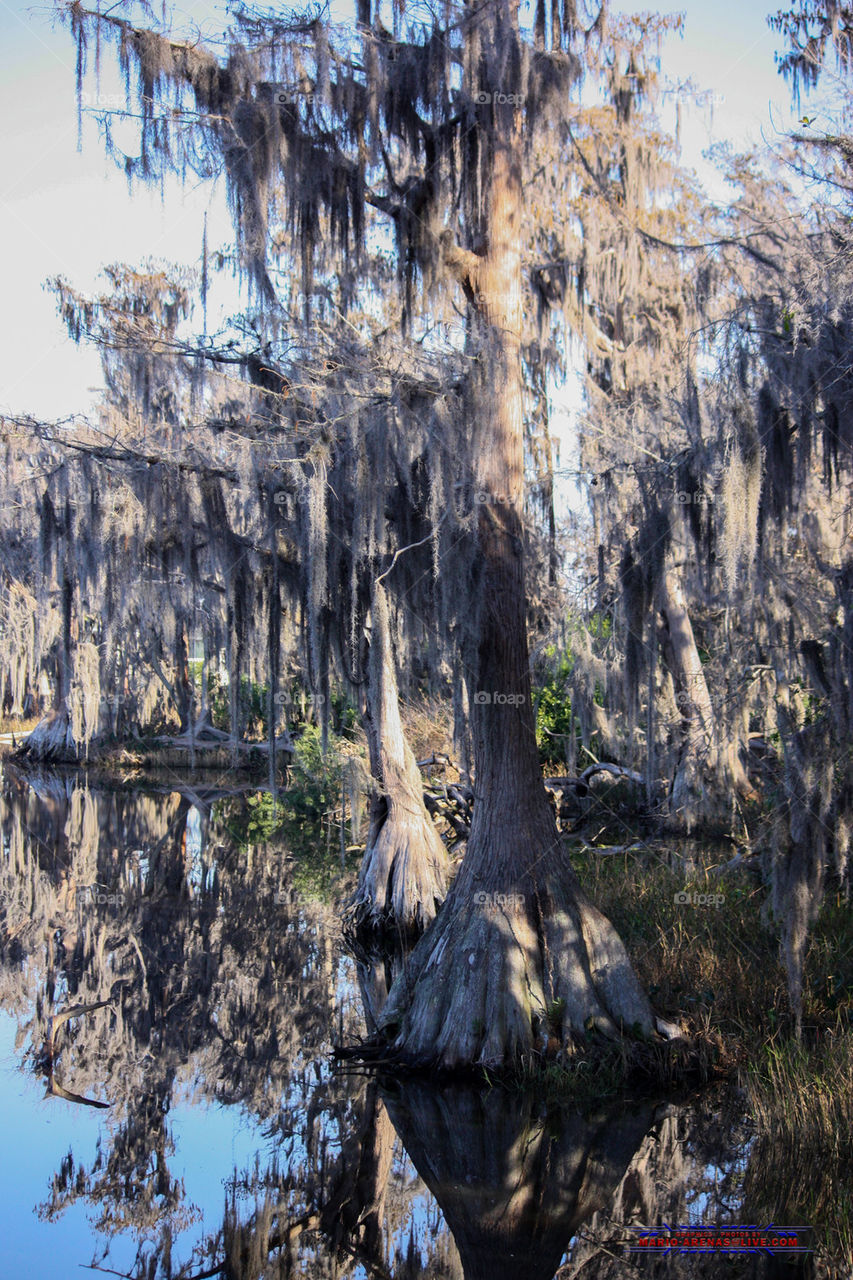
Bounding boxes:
452 651 474 785
381 8 658 1066
658 562 755 824
19 570 78 762
346 580 448 934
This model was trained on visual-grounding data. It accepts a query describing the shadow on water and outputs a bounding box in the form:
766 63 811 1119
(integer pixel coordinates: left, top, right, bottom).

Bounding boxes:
0 769 842 1278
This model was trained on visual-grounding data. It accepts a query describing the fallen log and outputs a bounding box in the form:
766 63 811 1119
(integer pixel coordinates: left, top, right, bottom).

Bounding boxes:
149 725 295 757
580 761 645 786
41 998 114 1110
543 776 590 797
574 842 647 857
423 788 471 843
135 708 291 755
417 752 456 770
418 759 647 849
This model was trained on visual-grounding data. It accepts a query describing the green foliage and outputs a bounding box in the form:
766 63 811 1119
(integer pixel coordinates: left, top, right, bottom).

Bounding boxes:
534 615 611 766
231 790 285 845
291 723 343 803
215 790 360 902
535 652 577 765
287 724 369 828
586 612 612 642
207 671 268 736
329 689 359 735
216 723 366 870
545 998 566 1034
203 671 357 740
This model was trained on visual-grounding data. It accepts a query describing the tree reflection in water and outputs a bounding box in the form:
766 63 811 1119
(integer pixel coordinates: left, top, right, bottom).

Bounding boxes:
381 1081 656 1280
0 773 832 1278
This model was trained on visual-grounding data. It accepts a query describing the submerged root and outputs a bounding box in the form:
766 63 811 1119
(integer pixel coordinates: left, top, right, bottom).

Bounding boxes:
378 871 659 1070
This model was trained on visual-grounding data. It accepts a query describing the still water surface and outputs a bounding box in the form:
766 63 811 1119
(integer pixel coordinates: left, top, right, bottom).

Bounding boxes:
0 767 816 1278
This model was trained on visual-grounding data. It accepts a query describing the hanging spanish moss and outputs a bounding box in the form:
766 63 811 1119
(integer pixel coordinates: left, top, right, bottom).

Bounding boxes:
20 0 848 1059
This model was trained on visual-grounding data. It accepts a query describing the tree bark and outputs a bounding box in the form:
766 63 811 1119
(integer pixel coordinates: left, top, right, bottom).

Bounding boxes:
345 580 449 935
657 562 756 824
18 571 81 763
378 16 657 1067
174 615 193 734
452 651 474 785
15 708 79 762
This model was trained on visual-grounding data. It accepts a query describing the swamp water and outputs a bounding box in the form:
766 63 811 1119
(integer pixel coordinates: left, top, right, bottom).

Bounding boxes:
0 768 829 1278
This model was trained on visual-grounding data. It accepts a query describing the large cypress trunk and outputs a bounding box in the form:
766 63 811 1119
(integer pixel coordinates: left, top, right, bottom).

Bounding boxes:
379 13 658 1067
345 581 448 935
18 571 79 763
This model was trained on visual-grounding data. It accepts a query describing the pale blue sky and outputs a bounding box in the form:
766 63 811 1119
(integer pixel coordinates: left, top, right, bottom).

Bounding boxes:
0 0 805 421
